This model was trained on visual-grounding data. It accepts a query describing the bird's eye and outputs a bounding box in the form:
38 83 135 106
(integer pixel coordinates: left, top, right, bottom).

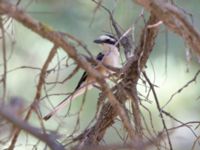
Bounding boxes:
104 39 115 45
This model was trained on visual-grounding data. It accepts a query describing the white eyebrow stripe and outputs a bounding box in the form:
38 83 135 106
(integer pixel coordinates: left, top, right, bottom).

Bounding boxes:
99 35 116 42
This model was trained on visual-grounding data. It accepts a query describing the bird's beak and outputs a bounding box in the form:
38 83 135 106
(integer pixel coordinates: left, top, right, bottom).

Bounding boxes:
93 39 103 44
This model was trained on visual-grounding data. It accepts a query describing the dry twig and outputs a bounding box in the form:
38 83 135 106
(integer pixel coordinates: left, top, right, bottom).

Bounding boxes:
0 103 64 150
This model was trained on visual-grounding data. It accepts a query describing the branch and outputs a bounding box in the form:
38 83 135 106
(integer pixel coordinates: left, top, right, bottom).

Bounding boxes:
0 1 103 83
92 0 134 59
0 16 7 100
74 132 164 150
162 70 200 109
35 45 58 102
8 45 58 149
143 72 172 150
134 0 200 55
0 104 65 150
0 0 136 146
75 14 160 146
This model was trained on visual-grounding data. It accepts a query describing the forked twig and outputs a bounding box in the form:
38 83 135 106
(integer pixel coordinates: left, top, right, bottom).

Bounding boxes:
143 72 173 150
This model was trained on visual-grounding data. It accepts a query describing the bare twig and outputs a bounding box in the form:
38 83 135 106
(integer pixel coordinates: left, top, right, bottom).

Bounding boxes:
46 65 79 85
161 70 200 109
0 17 7 100
134 0 200 55
143 72 173 150
58 32 93 57
0 0 136 145
162 110 198 139
8 45 58 149
35 45 58 102
74 134 164 150
92 0 134 59
0 104 64 150
75 14 159 147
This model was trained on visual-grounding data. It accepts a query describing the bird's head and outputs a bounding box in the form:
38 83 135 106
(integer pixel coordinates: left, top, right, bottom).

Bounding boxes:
94 34 120 51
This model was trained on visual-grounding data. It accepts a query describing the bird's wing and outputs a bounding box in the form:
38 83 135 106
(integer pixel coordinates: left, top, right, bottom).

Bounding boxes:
43 52 105 120
74 52 105 90
96 52 105 61
74 71 87 90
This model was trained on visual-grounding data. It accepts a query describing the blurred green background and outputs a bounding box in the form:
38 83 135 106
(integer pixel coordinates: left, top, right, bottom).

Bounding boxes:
0 0 200 149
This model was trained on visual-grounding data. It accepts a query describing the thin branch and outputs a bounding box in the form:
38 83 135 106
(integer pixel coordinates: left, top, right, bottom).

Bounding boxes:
58 32 92 57
134 0 200 56
8 45 58 149
75 14 159 146
0 0 136 144
143 72 173 150
46 65 79 85
74 132 165 150
162 110 198 139
161 70 200 109
92 0 134 59
0 16 7 100
35 45 58 102
0 104 65 150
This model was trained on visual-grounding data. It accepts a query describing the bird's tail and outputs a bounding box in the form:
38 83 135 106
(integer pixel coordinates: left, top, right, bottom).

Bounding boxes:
43 86 90 120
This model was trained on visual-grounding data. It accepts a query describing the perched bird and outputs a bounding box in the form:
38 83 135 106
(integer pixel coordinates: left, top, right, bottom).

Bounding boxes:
43 34 120 120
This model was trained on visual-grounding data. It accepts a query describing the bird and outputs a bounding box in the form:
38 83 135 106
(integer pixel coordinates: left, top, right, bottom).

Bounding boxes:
43 34 120 120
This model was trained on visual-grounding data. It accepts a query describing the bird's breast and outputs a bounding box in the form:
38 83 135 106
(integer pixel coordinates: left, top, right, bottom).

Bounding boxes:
103 50 120 68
